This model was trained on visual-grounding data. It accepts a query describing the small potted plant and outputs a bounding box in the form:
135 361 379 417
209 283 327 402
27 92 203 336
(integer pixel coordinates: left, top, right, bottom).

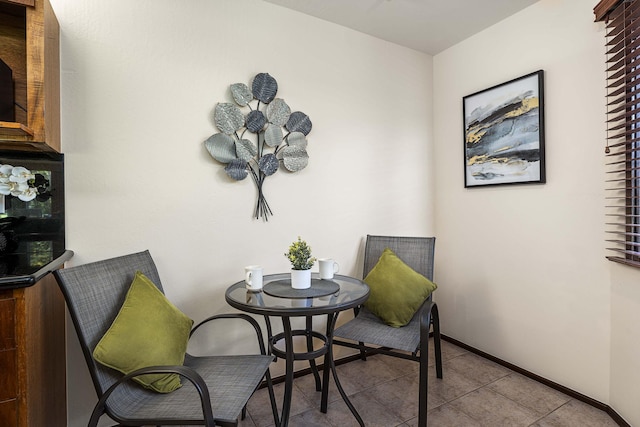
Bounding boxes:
285 236 317 289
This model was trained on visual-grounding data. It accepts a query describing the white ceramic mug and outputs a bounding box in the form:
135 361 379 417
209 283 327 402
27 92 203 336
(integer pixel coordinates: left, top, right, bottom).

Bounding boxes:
318 258 340 280
245 265 263 291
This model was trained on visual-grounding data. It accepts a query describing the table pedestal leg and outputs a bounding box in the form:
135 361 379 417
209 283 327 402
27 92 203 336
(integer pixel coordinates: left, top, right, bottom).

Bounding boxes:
262 315 281 426
281 317 294 427
321 313 365 427
269 313 364 427
306 316 322 391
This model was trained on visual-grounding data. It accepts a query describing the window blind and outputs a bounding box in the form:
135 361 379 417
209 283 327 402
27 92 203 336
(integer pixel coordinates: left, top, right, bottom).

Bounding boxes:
596 0 640 267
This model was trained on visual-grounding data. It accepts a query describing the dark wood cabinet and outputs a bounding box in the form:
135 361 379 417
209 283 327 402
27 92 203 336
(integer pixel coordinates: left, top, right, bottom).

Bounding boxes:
0 0 66 423
0 0 59 152
0 273 66 427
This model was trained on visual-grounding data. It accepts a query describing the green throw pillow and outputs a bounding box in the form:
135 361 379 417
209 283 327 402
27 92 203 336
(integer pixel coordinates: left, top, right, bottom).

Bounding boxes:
364 248 437 328
93 271 194 393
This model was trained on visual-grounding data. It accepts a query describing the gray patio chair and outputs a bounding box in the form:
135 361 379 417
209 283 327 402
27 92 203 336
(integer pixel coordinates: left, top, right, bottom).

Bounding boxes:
333 235 443 427
54 250 278 427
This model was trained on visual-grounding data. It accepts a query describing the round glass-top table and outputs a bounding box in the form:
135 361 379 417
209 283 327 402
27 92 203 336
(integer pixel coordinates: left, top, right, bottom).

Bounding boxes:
225 273 369 427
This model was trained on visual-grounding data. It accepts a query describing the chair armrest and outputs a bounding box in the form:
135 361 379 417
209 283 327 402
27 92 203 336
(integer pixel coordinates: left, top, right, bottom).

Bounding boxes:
418 301 439 356
91 365 215 427
190 313 268 355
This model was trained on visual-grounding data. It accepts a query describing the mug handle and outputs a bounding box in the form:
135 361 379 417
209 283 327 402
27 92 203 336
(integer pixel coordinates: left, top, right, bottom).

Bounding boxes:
246 271 253 285
333 262 340 273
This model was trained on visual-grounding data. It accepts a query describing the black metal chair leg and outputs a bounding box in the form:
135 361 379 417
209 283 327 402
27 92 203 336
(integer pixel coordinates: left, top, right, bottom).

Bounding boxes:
418 302 440 427
432 306 443 379
264 369 280 427
321 314 332 413
358 341 367 360
418 334 429 427
327 313 365 426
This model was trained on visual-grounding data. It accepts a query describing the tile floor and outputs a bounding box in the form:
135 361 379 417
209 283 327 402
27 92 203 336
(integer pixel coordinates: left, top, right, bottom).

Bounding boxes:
242 339 619 427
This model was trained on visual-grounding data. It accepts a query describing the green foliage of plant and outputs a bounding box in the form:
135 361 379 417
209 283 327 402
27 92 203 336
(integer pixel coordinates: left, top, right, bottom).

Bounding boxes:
285 236 317 270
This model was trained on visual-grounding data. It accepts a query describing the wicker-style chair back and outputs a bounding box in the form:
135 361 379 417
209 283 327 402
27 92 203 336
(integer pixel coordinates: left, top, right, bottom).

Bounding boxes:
56 250 162 397
363 235 435 280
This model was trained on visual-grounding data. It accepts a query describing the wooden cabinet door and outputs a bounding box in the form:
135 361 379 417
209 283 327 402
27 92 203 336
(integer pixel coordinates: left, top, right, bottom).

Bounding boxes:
0 0 60 152
0 294 18 426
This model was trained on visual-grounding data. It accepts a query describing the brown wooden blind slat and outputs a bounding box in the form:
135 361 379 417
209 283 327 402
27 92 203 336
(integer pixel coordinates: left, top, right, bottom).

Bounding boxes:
606 247 640 257
606 239 640 248
606 23 640 55
606 136 640 148
596 0 640 266
605 222 640 227
605 145 640 156
596 0 622 22
605 256 640 267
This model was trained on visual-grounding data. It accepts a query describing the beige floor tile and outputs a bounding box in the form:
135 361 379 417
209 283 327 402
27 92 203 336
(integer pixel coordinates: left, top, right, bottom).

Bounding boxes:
487 372 572 416
244 341 618 427
431 338 469 363
294 366 360 406
368 374 422 420
333 355 409 389
285 407 334 427
444 352 511 386
237 413 258 427
531 399 620 427
247 381 312 427
376 352 421 375
322 390 406 427
449 387 540 426
427 365 482 403
410 403 482 427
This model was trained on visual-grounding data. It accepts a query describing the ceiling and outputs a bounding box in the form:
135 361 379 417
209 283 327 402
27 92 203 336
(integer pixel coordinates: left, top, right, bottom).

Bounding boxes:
262 0 540 55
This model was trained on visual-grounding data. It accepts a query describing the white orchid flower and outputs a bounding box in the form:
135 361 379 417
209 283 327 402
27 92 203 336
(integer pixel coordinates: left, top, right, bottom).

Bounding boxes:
17 186 37 202
0 164 41 202
10 166 34 184
0 182 12 195
10 181 28 197
0 164 13 183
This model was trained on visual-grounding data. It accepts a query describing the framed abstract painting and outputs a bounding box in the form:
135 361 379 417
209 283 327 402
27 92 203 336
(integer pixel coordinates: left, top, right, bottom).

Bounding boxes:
463 70 545 188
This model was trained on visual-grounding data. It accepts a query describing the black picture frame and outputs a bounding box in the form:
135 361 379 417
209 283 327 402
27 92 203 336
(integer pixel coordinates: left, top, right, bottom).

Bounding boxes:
463 70 545 188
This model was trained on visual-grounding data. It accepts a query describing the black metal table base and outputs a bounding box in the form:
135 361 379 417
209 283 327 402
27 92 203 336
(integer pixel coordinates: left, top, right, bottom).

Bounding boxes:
225 274 370 427
266 314 364 427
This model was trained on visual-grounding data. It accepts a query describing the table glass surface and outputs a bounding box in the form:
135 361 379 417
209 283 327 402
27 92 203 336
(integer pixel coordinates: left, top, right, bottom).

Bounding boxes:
225 273 369 316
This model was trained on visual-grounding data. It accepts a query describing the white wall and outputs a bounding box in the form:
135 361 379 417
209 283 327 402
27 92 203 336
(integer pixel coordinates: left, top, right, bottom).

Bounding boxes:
434 0 640 425
49 0 434 425
48 0 640 425
610 265 640 426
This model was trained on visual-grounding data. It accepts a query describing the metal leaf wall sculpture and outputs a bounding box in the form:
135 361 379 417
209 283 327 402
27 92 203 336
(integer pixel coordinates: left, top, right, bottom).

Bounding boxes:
204 72 312 220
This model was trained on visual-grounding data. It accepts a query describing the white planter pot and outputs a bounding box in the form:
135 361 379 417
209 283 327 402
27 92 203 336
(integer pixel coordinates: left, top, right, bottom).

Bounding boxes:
290 269 311 289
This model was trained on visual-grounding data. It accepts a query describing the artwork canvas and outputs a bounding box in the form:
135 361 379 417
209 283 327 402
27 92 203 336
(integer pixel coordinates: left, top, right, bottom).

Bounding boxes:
463 70 545 187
